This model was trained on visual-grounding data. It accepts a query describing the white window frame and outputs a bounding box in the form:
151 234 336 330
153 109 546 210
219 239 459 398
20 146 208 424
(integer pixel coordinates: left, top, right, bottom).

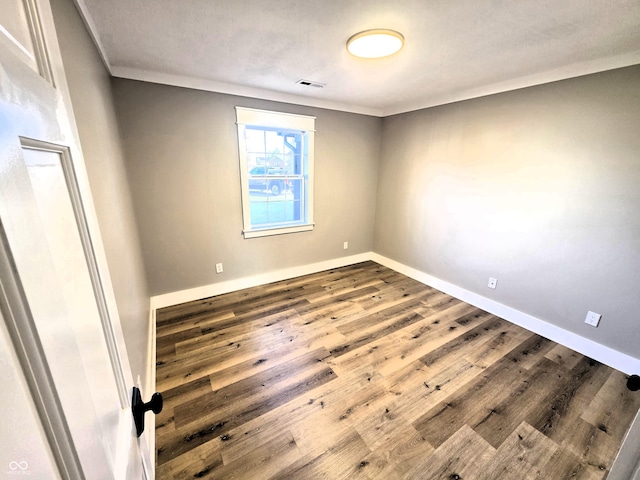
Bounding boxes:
236 107 315 239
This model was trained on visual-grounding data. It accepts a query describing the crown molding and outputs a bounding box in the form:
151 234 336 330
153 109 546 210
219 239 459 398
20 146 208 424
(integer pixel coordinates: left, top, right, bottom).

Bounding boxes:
110 66 384 117
381 51 640 116
71 0 112 74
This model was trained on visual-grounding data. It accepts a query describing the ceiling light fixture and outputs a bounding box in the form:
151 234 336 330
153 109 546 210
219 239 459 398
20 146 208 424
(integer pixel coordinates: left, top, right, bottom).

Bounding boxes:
346 29 404 59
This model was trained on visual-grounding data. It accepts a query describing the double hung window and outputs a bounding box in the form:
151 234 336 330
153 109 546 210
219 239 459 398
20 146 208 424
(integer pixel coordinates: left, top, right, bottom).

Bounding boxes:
236 107 315 238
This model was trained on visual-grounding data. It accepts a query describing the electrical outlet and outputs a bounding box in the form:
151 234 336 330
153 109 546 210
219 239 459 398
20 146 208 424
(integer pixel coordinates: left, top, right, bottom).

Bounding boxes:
343 241 349 250
585 311 601 327
488 277 497 289
215 263 223 274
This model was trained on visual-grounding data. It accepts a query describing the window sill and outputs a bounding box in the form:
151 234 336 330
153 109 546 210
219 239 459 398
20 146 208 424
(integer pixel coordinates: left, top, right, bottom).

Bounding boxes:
243 223 314 239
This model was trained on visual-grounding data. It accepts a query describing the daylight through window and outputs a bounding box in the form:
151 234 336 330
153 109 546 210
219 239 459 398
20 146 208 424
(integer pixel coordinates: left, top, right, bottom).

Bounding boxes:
236 107 315 238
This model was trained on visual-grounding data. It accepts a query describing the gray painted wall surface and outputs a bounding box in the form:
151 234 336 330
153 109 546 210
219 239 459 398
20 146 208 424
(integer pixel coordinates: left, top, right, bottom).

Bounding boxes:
375 65 640 359
50 0 151 389
111 79 381 296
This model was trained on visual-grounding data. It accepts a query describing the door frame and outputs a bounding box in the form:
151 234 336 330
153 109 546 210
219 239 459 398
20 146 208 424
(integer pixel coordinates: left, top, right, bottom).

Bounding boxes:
609 407 640 480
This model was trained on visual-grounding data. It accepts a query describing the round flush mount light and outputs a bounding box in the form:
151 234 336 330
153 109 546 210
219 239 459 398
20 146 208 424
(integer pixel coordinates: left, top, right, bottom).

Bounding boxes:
346 29 404 59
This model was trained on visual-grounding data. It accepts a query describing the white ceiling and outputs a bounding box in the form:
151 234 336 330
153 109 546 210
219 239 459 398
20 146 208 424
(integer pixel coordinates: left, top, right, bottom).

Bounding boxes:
76 0 640 117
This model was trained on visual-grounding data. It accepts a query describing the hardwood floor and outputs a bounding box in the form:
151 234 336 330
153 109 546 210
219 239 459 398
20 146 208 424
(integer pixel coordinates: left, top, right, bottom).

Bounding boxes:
155 261 640 479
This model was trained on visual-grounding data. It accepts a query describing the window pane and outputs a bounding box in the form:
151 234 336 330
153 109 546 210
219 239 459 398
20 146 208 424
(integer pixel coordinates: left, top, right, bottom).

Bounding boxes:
245 128 265 154
264 130 282 154
249 189 300 227
287 178 304 222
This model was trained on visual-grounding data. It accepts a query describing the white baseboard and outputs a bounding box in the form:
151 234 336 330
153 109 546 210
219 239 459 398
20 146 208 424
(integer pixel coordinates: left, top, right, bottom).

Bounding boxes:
141 305 156 480
148 251 640 375
150 252 373 310
371 253 640 375
146 306 156 402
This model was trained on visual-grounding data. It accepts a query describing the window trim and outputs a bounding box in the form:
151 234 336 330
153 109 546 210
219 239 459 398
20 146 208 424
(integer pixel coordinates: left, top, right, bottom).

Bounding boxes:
236 107 315 239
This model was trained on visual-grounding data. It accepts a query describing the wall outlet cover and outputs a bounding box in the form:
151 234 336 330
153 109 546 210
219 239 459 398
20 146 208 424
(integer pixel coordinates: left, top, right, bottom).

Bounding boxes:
585 311 601 327
488 277 497 289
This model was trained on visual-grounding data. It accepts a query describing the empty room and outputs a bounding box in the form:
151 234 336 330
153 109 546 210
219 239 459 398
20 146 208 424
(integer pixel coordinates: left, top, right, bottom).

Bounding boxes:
1 0 640 479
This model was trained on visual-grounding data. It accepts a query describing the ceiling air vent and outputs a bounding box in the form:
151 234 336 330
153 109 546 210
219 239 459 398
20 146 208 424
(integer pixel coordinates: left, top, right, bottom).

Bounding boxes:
296 79 325 88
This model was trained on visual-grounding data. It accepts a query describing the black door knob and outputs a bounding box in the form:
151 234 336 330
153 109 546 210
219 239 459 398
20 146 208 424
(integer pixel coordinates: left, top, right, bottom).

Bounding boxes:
132 387 163 437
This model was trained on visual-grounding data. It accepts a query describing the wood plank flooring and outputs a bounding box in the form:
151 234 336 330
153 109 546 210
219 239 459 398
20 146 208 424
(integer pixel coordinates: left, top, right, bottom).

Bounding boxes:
155 261 640 479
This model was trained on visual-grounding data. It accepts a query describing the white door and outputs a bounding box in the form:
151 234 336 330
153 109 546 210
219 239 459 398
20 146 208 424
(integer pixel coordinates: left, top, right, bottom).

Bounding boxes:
0 0 150 478
608 407 640 480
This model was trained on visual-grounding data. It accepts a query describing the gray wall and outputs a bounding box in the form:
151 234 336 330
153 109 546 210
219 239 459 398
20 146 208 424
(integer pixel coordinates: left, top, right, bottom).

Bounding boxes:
375 65 640 359
50 0 151 389
111 79 381 296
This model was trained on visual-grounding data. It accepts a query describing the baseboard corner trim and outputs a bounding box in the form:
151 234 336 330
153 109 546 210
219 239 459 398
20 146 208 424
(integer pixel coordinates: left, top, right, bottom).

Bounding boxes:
371 253 640 375
150 252 374 310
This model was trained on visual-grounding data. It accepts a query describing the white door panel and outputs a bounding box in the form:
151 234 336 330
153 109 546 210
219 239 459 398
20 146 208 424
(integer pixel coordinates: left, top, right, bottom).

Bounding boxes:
0 0 54 82
0 309 60 480
0 0 38 71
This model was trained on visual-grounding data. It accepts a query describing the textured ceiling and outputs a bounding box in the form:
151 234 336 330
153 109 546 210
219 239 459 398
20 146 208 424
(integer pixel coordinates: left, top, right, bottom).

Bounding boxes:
76 0 640 116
